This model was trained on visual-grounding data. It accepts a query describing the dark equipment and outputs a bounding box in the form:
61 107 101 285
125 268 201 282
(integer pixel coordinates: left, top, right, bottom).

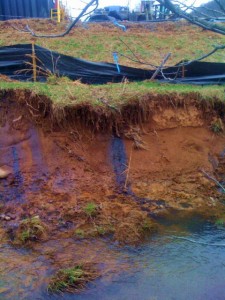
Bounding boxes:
90 1 175 22
0 0 55 20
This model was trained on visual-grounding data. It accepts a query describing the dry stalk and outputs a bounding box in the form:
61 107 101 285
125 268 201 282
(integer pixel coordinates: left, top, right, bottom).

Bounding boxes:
200 168 225 192
124 143 134 190
13 115 22 123
120 77 129 95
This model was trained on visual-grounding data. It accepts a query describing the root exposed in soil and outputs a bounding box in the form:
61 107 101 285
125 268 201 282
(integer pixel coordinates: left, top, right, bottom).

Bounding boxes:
1 88 225 132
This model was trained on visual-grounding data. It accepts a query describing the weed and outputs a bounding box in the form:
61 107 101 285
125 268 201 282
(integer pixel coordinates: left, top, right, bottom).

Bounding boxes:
46 74 60 85
95 224 115 236
16 216 46 243
215 219 225 226
210 118 224 134
83 202 98 217
48 265 97 294
141 219 154 231
74 229 85 238
95 226 106 236
47 74 72 85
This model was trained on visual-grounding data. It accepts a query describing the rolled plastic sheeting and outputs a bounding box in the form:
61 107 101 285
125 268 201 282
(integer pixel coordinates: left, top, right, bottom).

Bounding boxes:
0 43 225 85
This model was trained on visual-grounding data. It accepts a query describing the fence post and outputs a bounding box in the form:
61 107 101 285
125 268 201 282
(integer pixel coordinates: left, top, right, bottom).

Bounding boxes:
57 0 61 23
31 41 37 82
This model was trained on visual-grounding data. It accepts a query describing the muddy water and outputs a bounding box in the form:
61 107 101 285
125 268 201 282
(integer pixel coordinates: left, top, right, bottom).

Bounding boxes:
1 218 225 299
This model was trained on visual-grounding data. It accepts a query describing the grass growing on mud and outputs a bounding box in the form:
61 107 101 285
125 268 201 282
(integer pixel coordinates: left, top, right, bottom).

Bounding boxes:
12 216 47 244
83 202 98 217
48 264 98 294
71 199 158 245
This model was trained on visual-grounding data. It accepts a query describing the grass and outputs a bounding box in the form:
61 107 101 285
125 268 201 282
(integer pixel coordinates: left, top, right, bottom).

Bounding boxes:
74 224 115 239
210 118 224 133
15 215 46 244
95 226 106 236
74 229 85 238
1 20 225 67
141 219 155 232
1 21 225 108
215 219 225 226
1 79 225 108
48 265 97 294
83 202 98 218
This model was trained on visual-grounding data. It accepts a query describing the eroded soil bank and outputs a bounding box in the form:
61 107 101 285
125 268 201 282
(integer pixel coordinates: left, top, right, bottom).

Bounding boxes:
1 91 225 297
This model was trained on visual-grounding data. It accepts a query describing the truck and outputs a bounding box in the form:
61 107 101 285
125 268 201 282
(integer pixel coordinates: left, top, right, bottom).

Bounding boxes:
89 1 175 22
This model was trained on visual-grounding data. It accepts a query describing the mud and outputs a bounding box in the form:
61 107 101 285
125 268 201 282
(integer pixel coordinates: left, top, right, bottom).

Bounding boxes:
1 93 225 272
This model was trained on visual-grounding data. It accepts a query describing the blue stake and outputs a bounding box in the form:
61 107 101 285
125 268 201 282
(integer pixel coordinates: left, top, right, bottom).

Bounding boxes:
113 52 120 74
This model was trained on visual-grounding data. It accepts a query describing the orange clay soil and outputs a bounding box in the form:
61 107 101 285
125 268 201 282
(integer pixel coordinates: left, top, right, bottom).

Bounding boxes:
1 92 225 245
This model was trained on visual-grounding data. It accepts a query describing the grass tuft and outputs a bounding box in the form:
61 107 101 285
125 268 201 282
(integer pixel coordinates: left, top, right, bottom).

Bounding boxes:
83 202 98 218
15 216 47 244
210 118 224 134
48 264 98 294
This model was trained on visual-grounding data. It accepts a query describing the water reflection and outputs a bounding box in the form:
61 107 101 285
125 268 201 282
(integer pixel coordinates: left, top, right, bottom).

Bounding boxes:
1 220 225 299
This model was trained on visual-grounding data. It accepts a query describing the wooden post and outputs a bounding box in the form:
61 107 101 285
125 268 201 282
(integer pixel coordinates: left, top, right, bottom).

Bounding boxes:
31 41 37 82
150 52 171 81
57 0 61 23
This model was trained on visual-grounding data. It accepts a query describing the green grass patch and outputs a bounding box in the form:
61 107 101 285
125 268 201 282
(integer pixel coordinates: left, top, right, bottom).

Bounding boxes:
1 79 225 108
83 202 98 218
48 265 98 294
215 218 225 226
14 215 47 244
74 229 85 239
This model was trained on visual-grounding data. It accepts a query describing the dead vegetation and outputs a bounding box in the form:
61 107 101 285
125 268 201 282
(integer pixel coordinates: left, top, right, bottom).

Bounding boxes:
62 196 157 245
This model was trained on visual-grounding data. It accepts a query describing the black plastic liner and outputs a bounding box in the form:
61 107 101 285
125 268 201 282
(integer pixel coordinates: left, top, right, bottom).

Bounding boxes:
0 44 152 84
0 44 225 85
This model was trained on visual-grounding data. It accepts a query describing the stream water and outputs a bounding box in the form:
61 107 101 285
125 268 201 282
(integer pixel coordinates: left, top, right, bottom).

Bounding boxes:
1 133 225 299
1 217 225 300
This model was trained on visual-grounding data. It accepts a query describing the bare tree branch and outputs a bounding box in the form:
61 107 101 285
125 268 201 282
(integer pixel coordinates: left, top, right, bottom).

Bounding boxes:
158 0 225 35
215 0 225 14
173 0 225 18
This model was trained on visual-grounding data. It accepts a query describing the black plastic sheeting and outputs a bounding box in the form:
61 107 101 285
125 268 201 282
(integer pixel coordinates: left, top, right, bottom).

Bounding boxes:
161 61 225 85
0 44 225 85
0 0 54 20
0 44 152 84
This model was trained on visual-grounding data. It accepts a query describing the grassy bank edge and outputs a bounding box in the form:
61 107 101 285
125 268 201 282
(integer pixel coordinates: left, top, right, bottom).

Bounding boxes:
1 80 225 107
